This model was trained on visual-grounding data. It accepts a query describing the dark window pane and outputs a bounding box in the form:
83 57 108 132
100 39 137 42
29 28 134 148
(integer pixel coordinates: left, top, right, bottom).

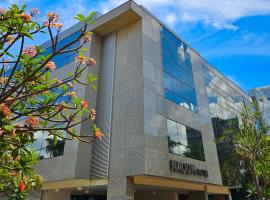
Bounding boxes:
167 119 205 161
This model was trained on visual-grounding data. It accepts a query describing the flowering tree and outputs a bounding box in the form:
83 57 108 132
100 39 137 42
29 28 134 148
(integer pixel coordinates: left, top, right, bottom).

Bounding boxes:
0 4 103 199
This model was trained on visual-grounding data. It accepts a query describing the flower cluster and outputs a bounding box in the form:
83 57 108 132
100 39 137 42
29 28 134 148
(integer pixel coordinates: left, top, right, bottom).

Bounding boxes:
0 8 5 15
94 130 103 140
19 176 27 192
45 61 56 71
86 57 97 65
67 82 74 88
75 55 87 64
89 108 96 120
75 55 97 66
68 91 77 98
81 100 88 109
25 116 39 127
30 8 40 16
44 12 62 29
83 35 91 43
22 46 37 58
19 13 32 21
57 102 67 111
0 103 11 120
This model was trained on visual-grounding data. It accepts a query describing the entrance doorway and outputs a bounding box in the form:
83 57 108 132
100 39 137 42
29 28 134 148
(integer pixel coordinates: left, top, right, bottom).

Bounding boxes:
70 195 106 200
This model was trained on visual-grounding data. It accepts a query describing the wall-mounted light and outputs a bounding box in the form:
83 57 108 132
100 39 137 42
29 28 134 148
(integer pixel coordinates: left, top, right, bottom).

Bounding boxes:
77 187 83 191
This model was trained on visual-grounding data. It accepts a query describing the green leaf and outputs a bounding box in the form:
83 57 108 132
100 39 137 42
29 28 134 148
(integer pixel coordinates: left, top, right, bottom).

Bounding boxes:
53 135 58 146
74 13 86 22
86 12 96 21
22 31 33 39
88 73 98 84
91 84 97 91
44 71 50 81
3 125 14 131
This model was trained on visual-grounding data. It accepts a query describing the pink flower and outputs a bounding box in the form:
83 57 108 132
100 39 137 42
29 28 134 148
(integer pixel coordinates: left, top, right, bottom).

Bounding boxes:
86 57 97 66
94 130 103 140
56 79 62 85
25 116 39 127
20 13 32 21
57 102 67 111
75 55 87 64
30 8 40 16
89 108 96 120
23 46 37 58
83 35 91 43
0 8 5 15
81 100 88 109
44 20 49 27
68 91 76 99
47 12 59 22
45 61 56 71
14 123 23 127
67 82 74 88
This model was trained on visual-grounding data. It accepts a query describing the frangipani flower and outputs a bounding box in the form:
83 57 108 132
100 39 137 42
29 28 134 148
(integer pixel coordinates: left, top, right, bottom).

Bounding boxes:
45 61 56 71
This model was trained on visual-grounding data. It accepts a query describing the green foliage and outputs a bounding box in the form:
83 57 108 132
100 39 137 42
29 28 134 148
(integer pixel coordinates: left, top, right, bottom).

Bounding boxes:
219 98 270 200
0 4 101 199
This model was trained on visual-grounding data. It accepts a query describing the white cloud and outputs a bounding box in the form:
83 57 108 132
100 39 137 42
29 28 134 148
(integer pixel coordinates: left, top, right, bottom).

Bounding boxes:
99 0 270 30
165 13 176 26
45 0 91 28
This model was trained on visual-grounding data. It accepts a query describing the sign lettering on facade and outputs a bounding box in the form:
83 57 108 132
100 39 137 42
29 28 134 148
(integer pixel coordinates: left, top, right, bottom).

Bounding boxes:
170 160 208 177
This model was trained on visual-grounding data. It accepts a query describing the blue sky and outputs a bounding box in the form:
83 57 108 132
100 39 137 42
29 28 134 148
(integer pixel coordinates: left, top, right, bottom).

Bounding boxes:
1 0 270 92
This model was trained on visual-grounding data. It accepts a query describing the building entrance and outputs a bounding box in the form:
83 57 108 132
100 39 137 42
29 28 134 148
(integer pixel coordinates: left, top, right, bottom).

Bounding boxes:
70 195 106 200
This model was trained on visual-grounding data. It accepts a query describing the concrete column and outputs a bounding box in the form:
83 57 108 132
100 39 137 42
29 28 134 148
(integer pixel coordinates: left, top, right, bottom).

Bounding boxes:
107 177 135 200
29 190 42 200
41 190 71 200
189 191 208 200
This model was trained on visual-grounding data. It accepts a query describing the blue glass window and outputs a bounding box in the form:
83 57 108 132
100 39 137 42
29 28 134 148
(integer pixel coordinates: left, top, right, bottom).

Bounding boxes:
44 31 81 69
161 27 197 112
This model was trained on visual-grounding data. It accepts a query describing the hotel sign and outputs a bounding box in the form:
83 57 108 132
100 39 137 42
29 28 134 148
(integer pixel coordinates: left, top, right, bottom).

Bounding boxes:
170 160 208 177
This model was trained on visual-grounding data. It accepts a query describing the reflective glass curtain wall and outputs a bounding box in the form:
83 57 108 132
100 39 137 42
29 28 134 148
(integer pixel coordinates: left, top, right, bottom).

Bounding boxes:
161 28 198 112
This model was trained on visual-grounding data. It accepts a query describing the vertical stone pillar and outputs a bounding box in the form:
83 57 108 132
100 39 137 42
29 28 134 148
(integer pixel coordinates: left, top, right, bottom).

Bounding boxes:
107 177 135 200
189 191 208 200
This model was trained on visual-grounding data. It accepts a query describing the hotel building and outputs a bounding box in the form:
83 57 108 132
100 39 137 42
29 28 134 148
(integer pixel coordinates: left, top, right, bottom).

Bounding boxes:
29 1 250 200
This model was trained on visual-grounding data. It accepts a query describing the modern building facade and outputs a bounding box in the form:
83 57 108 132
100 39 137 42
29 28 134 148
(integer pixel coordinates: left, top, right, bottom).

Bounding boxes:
29 1 251 200
250 86 270 129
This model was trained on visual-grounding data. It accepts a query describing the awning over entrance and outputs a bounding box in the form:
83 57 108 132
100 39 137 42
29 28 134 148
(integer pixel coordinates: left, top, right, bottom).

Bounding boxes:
132 176 229 195
42 178 108 190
